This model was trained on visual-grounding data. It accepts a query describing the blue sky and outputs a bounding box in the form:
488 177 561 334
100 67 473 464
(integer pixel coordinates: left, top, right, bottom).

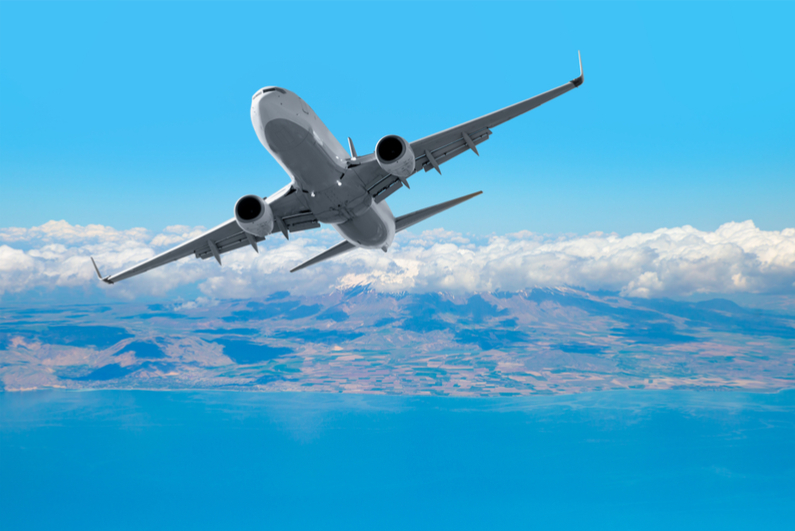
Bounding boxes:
1 1 792 237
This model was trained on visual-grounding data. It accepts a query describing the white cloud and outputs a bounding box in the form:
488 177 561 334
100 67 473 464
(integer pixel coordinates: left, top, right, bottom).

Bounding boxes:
150 225 207 247
0 220 149 244
1 219 794 299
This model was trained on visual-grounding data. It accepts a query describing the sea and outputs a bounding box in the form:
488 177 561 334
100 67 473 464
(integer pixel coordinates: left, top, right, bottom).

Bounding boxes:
1 390 793 530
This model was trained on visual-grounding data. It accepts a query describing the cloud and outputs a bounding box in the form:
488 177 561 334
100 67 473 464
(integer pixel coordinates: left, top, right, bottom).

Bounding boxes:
150 225 207 247
0 220 149 244
1 220 794 300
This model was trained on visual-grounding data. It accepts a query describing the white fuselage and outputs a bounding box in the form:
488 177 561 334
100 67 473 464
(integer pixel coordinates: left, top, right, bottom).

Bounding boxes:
250 87 395 250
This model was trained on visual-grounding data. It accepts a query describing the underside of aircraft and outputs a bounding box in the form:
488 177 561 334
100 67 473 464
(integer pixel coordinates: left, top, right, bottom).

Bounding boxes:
92 52 584 284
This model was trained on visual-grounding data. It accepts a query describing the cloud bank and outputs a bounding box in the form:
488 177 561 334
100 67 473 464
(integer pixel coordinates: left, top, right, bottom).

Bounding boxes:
1 219 794 300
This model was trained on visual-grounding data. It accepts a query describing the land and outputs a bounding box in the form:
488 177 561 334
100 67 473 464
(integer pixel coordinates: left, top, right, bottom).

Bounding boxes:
2 288 794 395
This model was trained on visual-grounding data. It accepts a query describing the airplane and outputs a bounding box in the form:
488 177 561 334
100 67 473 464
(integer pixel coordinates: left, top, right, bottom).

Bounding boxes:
91 52 584 284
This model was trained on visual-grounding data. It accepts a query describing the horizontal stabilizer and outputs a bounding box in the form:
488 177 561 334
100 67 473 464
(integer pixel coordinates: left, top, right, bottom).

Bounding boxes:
290 240 355 273
290 191 482 273
395 191 482 233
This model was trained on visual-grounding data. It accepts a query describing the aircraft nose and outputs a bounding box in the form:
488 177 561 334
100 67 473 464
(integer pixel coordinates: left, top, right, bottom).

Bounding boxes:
251 87 289 118
252 86 286 101
251 86 302 151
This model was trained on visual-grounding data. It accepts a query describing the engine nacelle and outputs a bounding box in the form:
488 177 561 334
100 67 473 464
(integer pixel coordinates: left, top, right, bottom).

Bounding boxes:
234 195 274 238
375 135 415 178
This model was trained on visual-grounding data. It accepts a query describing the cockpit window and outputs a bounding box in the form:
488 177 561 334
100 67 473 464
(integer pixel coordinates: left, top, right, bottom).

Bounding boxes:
253 87 287 100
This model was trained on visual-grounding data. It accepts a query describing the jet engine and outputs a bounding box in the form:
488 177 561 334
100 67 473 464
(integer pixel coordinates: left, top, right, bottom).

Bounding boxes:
375 135 415 178
234 195 274 237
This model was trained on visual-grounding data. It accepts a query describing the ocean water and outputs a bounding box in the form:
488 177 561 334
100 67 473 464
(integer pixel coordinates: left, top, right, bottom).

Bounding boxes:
1 390 793 530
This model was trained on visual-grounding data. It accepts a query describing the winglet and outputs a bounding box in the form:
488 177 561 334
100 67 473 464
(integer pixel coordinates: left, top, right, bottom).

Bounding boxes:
571 50 584 87
90 257 114 285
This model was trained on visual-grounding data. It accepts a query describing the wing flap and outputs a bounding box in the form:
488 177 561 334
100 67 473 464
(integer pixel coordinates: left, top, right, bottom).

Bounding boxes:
282 209 321 233
416 128 491 173
195 230 265 260
368 174 404 204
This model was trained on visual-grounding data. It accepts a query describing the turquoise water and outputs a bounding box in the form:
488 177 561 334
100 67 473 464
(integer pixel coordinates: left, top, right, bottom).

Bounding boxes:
1 390 793 530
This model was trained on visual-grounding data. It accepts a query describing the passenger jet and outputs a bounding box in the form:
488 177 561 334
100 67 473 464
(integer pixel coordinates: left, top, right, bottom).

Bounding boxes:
92 53 584 283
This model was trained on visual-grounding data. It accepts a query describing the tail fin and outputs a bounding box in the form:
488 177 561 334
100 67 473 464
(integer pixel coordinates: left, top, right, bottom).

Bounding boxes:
395 191 482 233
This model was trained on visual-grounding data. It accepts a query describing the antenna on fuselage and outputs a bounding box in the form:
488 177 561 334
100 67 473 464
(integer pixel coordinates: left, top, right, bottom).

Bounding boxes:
347 137 358 159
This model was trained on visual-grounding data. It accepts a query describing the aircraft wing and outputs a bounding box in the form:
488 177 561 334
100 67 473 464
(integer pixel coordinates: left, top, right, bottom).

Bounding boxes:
360 52 584 203
92 184 318 284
